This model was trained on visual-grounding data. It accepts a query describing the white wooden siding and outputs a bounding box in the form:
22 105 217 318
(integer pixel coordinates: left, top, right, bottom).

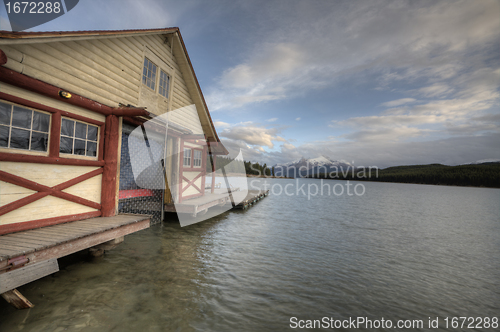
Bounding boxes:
2 32 212 139
182 171 203 197
0 196 98 225
0 162 102 225
0 83 105 123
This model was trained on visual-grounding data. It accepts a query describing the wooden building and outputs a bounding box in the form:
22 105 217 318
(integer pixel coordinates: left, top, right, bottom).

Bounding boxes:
0 28 226 307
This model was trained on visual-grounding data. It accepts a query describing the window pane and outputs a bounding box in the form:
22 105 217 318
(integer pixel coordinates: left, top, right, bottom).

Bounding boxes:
0 102 11 125
12 106 32 129
74 139 86 155
61 118 74 136
88 125 98 141
75 122 87 139
31 132 48 151
183 148 191 166
33 111 50 132
87 141 97 157
60 136 73 154
0 125 9 147
10 128 30 149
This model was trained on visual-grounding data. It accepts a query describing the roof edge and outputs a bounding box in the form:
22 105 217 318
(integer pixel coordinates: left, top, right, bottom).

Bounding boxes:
0 27 179 39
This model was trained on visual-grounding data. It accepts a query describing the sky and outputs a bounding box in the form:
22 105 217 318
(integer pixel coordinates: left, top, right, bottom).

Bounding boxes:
1 0 499 168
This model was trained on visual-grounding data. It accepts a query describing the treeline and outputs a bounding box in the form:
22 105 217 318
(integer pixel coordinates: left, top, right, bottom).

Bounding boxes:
206 156 272 176
311 163 500 188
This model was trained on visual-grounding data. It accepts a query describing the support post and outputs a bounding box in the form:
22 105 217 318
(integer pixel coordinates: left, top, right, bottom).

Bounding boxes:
1 289 34 309
211 155 216 193
101 115 120 217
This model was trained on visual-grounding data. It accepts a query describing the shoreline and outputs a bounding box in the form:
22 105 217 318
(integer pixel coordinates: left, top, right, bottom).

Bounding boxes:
303 177 500 189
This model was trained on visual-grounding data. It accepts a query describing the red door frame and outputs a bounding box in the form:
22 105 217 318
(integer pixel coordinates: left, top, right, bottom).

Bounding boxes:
178 138 207 203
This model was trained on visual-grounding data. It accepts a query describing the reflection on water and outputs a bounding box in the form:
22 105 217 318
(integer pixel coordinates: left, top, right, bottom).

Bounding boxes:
1 179 499 331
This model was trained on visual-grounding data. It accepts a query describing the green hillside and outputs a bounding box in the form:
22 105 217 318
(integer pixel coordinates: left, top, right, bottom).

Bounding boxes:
312 163 500 188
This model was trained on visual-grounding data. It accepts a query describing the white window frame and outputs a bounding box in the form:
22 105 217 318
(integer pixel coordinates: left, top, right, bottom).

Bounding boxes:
59 117 99 159
193 149 202 168
159 69 170 99
0 101 51 153
142 57 158 91
183 148 192 167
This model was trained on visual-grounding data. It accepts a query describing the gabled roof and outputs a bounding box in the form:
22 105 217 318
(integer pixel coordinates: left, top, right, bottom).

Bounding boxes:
0 28 179 39
0 28 226 154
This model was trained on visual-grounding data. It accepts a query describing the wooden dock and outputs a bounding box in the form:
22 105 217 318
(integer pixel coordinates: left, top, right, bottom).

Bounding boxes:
0 214 150 308
231 190 269 209
164 189 269 216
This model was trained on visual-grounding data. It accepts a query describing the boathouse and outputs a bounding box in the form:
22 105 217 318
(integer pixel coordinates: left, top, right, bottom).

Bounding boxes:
0 28 227 308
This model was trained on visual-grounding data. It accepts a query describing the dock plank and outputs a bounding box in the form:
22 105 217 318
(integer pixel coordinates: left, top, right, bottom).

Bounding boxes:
0 214 150 262
0 259 59 293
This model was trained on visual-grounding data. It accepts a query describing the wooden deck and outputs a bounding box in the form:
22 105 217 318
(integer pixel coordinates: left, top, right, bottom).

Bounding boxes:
0 214 150 307
165 189 269 216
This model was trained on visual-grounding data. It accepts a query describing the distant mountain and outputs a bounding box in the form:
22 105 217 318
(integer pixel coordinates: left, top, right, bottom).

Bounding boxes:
273 156 354 178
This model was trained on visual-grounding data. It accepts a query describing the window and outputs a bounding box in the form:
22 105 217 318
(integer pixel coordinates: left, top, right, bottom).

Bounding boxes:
183 148 191 167
0 101 50 152
142 58 157 91
60 118 98 157
159 70 170 98
193 150 202 167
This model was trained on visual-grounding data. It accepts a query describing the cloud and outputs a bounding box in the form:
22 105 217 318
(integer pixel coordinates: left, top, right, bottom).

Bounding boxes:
207 0 500 112
219 123 287 149
380 98 416 108
296 117 301 121
342 127 426 142
213 121 231 128
332 66 500 143
417 83 454 98
266 118 278 122
262 133 500 168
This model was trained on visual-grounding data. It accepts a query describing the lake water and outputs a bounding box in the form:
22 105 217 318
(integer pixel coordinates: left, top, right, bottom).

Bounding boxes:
1 179 499 331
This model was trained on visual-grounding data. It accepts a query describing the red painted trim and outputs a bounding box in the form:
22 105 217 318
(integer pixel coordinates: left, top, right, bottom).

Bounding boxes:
98 123 105 161
182 134 206 140
0 168 104 216
178 140 184 203
0 152 105 166
122 116 143 127
178 141 208 202
0 192 50 216
181 173 203 194
182 192 204 200
100 115 119 217
0 211 102 236
182 166 204 172
53 168 104 190
0 93 105 126
52 191 100 210
201 145 207 192
49 112 61 158
211 155 216 193
0 66 149 117
0 170 49 192
118 189 154 199
0 49 7 65
59 111 105 126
